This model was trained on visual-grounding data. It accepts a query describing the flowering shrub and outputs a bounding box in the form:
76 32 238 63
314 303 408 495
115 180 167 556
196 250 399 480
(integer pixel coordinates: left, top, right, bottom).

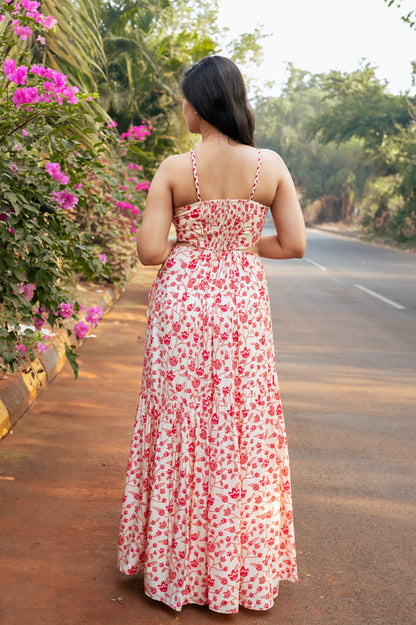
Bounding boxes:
120 123 153 142
0 0 152 377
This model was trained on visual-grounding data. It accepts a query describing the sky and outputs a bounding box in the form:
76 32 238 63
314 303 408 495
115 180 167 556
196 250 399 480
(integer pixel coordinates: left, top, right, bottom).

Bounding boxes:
216 0 416 96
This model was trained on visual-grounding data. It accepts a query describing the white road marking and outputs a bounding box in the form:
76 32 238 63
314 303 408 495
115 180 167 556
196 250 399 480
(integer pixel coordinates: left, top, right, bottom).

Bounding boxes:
305 258 328 272
354 284 405 310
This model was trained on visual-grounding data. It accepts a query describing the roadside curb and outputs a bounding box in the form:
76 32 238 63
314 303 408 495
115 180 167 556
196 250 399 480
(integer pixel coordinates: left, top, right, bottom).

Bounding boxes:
309 223 416 255
308 223 365 240
0 271 137 440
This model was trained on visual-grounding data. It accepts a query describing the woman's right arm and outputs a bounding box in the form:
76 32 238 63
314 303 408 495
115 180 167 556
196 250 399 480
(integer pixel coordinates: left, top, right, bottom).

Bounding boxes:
258 153 307 260
137 158 175 266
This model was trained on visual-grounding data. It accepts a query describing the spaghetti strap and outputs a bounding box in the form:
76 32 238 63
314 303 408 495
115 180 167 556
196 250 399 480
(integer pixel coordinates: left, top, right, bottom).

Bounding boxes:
249 149 262 201
190 148 202 202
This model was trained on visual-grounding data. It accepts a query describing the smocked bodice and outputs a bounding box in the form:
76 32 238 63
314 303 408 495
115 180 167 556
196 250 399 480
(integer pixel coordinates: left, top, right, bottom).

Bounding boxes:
173 199 268 253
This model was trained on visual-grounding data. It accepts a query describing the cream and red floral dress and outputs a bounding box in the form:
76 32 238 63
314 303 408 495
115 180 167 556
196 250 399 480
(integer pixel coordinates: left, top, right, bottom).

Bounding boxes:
118 149 297 613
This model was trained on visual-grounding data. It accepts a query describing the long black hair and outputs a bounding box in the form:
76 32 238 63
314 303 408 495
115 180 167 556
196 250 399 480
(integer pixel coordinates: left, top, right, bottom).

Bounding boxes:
181 56 255 147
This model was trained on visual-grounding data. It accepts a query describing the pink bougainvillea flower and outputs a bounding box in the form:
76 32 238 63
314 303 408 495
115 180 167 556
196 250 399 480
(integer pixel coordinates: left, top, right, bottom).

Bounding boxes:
65 89 78 104
74 320 90 340
12 19 33 40
59 302 74 319
116 200 139 214
44 71 66 90
22 1 41 11
17 282 36 301
0 15 5 22
10 162 18 174
135 181 151 192
45 161 70 184
40 14 57 29
21 128 28 136
50 190 78 210
12 85 40 107
36 35 45 45
33 313 46 331
99 253 107 264
26 11 42 23
23 283 36 300
120 122 152 142
18 64 80 106
15 343 27 354
5 64 28 85
37 342 49 353
85 306 103 328
13 65 28 84
14 143 22 151
45 162 60 177
73 182 82 189
30 63 46 76
3 58 16 76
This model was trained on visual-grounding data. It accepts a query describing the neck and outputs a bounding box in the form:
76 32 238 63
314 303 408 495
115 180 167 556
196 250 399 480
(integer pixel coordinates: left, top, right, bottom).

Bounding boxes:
198 120 237 146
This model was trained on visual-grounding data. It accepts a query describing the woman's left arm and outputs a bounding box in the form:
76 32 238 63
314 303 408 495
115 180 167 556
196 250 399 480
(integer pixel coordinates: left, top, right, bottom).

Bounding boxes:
137 158 175 265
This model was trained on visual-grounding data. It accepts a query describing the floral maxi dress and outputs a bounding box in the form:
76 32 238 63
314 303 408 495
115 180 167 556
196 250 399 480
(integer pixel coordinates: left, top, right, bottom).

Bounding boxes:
118 149 298 613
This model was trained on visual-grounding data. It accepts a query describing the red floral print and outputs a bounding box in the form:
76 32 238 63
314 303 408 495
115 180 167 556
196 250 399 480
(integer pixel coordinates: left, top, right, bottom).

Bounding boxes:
118 151 297 613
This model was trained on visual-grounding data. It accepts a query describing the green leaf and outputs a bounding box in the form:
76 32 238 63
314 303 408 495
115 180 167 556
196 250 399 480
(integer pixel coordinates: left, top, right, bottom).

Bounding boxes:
65 343 79 379
2 352 16 364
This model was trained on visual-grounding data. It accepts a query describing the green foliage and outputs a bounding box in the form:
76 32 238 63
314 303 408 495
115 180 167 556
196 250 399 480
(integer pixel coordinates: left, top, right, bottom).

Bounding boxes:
360 175 403 235
306 63 416 241
95 0 220 171
254 65 373 218
385 0 416 29
0 0 145 376
75 163 142 284
391 121 416 240
225 27 266 68
254 61 416 242
306 64 413 153
36 0 267 176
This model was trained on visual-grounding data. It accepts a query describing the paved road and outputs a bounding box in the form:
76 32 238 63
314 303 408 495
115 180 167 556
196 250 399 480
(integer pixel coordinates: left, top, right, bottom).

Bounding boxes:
0 230 415 624
303 228 416 316
264 228 416 625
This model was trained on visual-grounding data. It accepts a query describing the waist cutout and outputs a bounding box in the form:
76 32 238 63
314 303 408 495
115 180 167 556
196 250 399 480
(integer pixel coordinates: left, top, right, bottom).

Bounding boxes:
175 241 259 255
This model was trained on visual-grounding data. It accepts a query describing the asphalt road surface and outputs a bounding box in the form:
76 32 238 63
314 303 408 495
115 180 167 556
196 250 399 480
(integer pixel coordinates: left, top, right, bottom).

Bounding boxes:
264 228 416 625
1 228 415 625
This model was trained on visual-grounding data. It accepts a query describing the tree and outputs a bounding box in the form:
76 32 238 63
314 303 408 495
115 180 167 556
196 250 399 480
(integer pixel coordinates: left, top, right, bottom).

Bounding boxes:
384 0 416 30
307 63 416 240
254 65 373 221
307 64 413 156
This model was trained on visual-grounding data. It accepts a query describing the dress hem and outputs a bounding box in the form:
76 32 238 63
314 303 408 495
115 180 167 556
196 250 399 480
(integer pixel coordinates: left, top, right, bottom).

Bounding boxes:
118 565 298 614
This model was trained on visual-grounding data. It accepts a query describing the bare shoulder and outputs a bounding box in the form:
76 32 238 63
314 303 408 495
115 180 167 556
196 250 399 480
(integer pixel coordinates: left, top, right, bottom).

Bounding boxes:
259 148 293 183
259 148 287 169
157 152 191 179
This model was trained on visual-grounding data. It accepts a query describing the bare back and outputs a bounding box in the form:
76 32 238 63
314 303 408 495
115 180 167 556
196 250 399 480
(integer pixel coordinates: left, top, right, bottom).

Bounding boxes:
138 140 306 265
168 144 280 209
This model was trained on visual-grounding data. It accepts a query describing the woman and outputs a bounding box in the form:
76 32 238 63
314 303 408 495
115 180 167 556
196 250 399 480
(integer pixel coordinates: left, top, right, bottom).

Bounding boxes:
118 55 306 614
